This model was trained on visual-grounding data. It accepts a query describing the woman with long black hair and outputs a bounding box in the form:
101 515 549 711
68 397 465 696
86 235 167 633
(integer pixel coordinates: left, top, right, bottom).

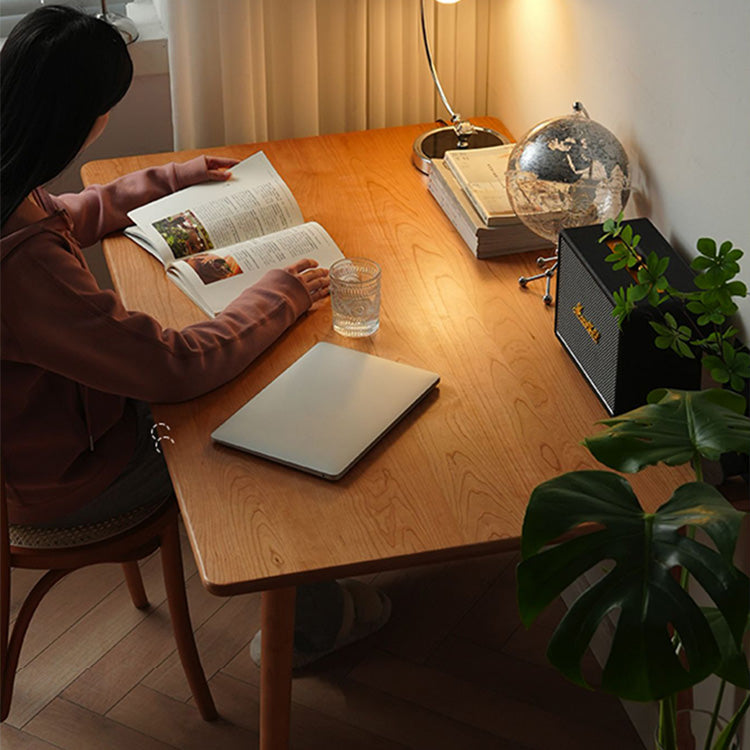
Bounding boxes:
1 5 388 668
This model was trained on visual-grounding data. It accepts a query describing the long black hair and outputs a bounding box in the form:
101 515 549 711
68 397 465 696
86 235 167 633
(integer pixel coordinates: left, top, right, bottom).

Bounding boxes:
1 5 133 226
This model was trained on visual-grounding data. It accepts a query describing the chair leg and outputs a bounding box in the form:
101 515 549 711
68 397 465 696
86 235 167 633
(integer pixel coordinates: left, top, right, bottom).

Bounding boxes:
1 569 69 722
122 561 148 609
0 537 10 722
160 517 218 721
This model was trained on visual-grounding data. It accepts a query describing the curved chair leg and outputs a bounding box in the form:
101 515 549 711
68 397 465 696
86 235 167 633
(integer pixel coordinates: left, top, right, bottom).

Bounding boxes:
160 517 218 721
1 569 69 721
122 561 148 609
0 535 10 722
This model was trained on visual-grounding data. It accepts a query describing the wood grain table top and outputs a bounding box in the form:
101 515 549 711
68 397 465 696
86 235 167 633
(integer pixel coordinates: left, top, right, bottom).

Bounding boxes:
82 119 692 595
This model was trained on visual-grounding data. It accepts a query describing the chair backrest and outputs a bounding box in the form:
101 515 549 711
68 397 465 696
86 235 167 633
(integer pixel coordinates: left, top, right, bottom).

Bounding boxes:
0 464 216 723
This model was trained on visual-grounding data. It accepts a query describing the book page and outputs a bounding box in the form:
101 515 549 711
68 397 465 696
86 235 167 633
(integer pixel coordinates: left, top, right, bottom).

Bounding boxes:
167 222 344 317
125 152 304 265
443 144 515 225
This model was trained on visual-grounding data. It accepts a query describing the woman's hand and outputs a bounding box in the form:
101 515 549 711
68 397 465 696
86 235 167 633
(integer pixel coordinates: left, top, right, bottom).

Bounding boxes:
285 258 330 304
204 156 240 181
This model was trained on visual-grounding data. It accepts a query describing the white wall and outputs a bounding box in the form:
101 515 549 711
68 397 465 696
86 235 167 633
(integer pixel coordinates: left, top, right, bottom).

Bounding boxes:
486 3 750 742
48 74 173 196
487 0 750 337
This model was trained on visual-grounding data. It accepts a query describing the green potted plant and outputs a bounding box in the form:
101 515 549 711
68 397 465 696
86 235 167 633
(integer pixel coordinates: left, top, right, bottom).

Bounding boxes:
599 213 750 395
517 222 750 749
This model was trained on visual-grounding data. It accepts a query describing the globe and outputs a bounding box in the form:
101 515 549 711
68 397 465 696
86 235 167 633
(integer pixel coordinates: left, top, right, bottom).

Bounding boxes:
505 105 630 244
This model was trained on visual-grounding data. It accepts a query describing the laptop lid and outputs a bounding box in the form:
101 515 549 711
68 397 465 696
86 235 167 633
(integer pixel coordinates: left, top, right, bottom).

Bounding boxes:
211 342 440 480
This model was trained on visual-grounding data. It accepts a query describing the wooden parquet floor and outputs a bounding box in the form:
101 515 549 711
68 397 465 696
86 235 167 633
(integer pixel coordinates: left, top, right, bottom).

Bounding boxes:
2 523 644 749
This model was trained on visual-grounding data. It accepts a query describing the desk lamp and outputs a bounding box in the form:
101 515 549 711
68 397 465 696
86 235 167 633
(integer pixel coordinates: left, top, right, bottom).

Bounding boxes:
97 0 138 44
412 0 508 174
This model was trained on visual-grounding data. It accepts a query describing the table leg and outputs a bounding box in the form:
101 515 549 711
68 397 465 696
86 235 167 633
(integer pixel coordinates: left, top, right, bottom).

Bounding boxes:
260 586 296 750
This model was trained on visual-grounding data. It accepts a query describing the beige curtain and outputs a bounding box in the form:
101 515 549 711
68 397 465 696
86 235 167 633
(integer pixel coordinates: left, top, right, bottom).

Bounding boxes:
155 0 493 149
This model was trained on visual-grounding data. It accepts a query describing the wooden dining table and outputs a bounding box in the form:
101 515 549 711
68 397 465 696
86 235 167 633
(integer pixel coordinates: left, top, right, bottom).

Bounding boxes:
82 119 691 749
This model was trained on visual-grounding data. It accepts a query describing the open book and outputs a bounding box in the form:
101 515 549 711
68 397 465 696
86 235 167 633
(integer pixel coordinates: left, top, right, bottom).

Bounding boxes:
125 152 344 317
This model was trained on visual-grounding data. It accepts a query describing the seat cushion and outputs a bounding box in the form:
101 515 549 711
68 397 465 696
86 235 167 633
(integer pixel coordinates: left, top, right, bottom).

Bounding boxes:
9 501 166 549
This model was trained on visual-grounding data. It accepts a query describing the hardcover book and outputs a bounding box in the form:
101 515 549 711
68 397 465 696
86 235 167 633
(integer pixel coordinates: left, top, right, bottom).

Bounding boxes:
428 159 551 259
443 143 516 226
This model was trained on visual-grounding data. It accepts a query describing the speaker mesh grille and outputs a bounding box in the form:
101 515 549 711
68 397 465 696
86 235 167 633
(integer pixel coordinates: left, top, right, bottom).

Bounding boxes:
556 236 620 413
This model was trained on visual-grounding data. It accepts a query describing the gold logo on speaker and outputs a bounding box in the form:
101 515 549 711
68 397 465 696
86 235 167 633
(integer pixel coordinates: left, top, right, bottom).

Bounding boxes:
573 303 600 343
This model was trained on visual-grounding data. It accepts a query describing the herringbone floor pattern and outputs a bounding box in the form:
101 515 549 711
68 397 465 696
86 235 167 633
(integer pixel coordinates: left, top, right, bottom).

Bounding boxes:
2 523 643 749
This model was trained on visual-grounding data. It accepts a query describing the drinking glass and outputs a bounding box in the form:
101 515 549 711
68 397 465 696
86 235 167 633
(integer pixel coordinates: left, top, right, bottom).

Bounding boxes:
329 258 381 337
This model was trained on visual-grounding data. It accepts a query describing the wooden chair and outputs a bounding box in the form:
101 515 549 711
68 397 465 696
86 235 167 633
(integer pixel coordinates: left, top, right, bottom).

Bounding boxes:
0 481 218 722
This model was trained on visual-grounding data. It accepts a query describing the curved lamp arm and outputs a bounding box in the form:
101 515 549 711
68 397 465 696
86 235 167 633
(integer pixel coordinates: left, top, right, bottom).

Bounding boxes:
421 0 475 137
412 0 507 172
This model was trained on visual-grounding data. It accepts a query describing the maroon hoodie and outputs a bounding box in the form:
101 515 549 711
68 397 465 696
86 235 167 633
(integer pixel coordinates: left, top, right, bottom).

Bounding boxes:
1 157 311 524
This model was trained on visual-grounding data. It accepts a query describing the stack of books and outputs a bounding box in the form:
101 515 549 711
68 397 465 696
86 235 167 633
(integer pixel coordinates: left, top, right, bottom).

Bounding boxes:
428 144 553 259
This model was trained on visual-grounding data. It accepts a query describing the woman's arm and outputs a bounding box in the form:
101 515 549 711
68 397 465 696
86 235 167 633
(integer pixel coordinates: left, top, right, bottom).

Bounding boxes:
1 235 314 403
42 156 238 249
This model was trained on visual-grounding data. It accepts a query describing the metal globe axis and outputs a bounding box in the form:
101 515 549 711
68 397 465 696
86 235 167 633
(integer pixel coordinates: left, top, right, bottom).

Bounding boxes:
507 103 630 305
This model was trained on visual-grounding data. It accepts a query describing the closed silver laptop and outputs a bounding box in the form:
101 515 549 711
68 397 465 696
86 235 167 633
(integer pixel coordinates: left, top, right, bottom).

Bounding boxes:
211 342 440 479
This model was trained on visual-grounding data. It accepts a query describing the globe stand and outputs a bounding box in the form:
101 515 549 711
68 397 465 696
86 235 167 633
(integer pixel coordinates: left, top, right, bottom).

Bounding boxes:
518 252 559 305
508 102 631 308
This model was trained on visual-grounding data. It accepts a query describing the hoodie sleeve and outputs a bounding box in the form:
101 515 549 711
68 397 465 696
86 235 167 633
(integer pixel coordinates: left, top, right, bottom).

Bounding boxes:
0 232 313 403
39 157 212 249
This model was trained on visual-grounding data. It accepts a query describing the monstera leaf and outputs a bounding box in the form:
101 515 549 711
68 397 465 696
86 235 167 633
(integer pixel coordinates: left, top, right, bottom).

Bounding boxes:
703 607 750 689
582 388 750 473
517 471 748 702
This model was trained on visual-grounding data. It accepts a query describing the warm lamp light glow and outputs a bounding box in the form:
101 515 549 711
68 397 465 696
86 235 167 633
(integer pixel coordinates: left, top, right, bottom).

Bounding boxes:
435 0 461 4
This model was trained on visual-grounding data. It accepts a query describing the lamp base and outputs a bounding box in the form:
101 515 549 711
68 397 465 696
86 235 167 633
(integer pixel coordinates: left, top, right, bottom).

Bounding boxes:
412 125 509 174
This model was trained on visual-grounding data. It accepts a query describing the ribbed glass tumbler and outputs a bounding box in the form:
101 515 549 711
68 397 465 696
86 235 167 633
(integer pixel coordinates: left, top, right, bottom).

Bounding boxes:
329 258 381 337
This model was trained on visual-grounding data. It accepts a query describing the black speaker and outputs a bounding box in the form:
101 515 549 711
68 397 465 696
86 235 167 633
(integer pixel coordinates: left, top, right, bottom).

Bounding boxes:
555 218 701 415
